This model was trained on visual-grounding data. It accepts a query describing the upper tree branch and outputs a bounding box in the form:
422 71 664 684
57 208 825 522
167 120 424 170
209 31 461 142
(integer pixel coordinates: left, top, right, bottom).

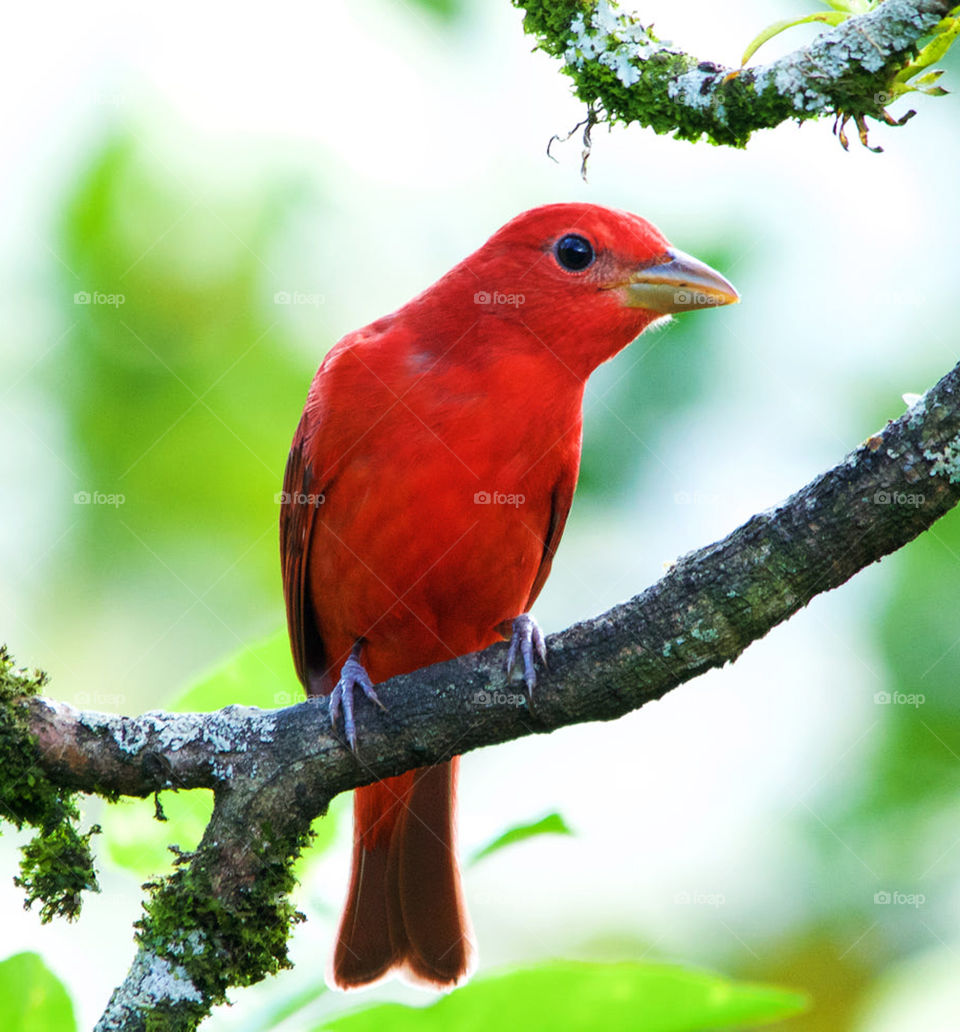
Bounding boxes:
514 0 957 147
12 357 960 1031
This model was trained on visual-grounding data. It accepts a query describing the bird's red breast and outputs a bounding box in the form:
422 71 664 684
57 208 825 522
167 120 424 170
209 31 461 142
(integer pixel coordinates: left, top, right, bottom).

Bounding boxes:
279 202 738 988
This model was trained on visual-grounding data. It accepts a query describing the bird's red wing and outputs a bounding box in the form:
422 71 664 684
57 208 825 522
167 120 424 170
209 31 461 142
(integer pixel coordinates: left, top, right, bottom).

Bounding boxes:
279 413 331 696
523 469 577 612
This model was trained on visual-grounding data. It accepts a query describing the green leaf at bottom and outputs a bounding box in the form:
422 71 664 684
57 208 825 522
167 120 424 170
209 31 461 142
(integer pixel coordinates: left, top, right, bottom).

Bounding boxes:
318 961 808 1032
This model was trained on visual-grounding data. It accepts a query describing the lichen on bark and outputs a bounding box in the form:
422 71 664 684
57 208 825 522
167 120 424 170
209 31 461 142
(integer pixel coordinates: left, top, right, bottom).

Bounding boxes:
514 0 958 147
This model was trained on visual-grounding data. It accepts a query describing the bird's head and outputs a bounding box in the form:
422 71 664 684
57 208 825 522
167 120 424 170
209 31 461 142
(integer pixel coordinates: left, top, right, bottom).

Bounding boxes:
431 202 738 380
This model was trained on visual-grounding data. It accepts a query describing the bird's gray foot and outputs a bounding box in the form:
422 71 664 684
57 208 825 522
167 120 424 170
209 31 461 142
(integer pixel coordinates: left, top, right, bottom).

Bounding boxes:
329 648 385 751
506 612 548 695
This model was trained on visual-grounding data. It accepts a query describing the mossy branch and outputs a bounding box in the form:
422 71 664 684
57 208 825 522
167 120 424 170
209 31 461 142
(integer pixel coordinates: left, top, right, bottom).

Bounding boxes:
513 0 958 148
5 357 960 1029
0 651 101 923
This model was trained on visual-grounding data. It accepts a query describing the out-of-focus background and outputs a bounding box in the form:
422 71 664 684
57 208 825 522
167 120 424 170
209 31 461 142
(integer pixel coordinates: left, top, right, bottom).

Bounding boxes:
2 1 959 1028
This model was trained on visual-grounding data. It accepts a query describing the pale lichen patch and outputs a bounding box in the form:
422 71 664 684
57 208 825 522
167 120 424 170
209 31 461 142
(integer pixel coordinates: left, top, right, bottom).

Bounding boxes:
924 433 960 483
218 705 277 747
906 391 929 429
80 711 153 756
668 69 719 110
166 929 207 960
95 952 204 1031
79 706 277 764
564 0 659 88
145 712 204 754
132 952 202 1007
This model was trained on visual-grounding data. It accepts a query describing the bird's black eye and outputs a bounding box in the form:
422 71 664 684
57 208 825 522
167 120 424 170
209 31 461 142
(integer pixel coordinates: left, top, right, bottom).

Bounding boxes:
555 234 595 271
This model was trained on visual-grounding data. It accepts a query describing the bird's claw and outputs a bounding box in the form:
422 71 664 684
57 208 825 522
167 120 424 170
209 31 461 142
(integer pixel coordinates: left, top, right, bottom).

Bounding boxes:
506 613 548 695
330 653 385 752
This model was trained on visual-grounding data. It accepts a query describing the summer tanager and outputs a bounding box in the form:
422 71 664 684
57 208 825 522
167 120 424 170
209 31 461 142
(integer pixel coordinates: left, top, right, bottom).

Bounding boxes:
280 203 737 990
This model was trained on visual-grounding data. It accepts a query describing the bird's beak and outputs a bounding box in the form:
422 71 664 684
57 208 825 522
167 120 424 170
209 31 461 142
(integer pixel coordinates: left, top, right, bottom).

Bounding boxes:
619 249 739 314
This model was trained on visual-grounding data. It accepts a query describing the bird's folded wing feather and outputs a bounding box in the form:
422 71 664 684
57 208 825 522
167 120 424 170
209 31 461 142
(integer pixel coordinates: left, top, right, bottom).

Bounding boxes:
524 470 577 612
279 412 330 695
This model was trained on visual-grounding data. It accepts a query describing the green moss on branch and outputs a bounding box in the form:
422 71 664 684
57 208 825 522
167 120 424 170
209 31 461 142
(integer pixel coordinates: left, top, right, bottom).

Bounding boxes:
96 799 314 1029
135 834 307 1014
0 646 100 921
514 0 958 147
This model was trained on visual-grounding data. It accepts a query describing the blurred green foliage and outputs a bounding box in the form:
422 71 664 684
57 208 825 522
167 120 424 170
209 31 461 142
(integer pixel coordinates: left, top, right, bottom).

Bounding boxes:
318 962 807 1032
742 405 960 1031
50 132 319 619
871 506 960 831
104 791 213 880
578 252 730 500
0 952 76 1032
820 499 960 941
409 0 464 18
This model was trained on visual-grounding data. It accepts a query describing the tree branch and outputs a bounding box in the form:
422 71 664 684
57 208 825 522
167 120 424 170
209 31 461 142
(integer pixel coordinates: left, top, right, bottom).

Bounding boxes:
513 0 958 148
9 357 960 1030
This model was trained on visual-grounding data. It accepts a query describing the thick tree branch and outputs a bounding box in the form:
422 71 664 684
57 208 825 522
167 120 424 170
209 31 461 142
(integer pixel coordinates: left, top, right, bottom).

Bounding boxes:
514 0 958 148
9 357 960 1031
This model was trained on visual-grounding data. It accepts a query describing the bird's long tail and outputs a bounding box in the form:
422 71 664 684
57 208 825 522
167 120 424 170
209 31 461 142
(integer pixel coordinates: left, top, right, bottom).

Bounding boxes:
331 758 474 989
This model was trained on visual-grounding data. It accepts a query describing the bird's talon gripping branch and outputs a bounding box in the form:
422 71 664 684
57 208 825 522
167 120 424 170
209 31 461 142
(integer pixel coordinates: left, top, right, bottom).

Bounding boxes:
330 649 385 752
507 613 548 694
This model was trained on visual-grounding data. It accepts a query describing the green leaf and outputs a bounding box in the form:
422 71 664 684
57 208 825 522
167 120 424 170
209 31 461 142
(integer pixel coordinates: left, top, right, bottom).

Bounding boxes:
911 69 946 88
741 12 848 66
102 791 213 877
0 952 76 1032
821 1 879 12
896 15 960 82
102 630 338 877
170 628 301 711
316 962 808 1032
468 812 574 866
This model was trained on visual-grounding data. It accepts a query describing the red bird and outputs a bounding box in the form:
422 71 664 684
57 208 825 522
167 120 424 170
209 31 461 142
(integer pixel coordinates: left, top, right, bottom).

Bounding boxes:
280 203 737 990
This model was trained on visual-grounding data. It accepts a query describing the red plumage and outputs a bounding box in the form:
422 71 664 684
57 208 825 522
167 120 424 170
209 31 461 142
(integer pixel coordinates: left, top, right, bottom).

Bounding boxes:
279 203 737 989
